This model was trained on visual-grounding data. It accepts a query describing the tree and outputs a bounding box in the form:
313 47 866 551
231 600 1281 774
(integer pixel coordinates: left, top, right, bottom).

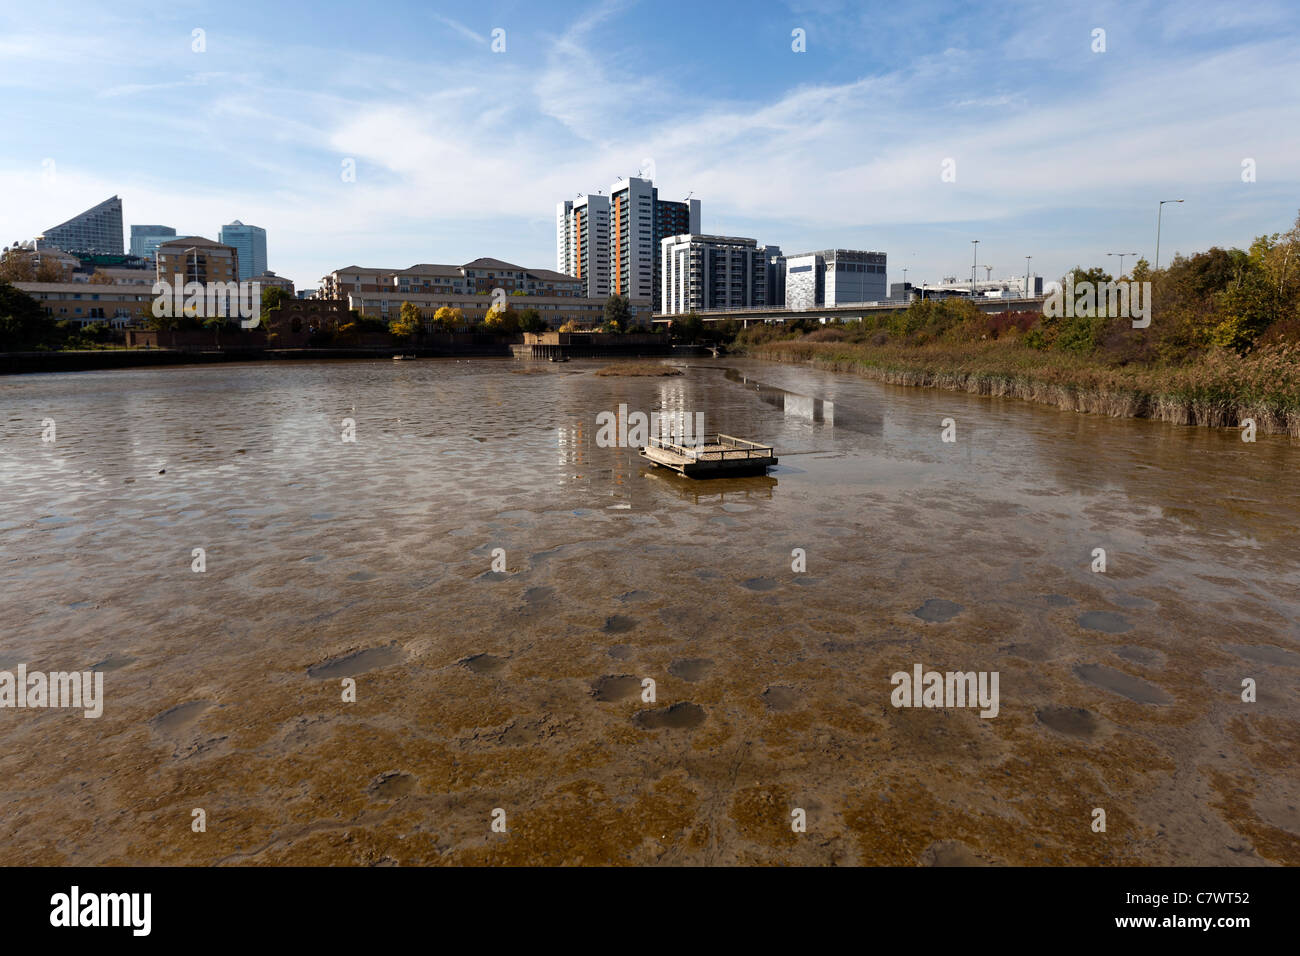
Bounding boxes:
433 306 465 331
0 248 35 283
146 311 179 332
389 301 423 340
483 304 520 334
81 320 112 344
669 310 703 343
1212 266 1278 353
518 308 547 333
0 281 57 349
203 316 235 348
87 270 115 285
603 294 631 331
260 286 293 328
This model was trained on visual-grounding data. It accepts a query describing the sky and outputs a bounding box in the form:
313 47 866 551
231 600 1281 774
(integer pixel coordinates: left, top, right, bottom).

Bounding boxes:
2 0 1299 293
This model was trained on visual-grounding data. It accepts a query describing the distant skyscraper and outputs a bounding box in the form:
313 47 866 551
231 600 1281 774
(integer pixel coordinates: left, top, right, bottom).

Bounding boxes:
129 224 177 260
556 194 611 299
609 177 700 311
38 196 124 255
218 221 267 281
558 177 700 311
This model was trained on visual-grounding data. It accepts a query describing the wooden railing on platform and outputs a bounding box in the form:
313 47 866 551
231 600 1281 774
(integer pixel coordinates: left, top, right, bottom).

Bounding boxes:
646 433 775 462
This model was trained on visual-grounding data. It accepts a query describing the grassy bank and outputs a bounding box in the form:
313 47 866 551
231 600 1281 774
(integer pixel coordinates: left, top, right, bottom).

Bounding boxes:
594 362 682 376
744 336 1300 437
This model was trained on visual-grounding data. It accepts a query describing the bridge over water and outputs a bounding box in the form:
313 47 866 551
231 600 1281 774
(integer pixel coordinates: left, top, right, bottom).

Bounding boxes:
651 295 1048 326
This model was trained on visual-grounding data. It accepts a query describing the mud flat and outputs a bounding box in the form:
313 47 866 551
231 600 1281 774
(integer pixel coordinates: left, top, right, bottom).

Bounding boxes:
0 356 1297 865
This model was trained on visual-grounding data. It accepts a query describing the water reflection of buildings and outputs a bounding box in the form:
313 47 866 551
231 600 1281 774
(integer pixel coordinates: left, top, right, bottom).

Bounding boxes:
556 379 703 490
555 419 635 491
723 369 883 435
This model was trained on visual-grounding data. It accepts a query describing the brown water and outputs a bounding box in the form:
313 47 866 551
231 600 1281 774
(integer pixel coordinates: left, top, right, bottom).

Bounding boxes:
1 356 1297 865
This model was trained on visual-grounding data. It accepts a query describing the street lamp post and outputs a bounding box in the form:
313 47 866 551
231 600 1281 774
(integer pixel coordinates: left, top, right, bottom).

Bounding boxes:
1155 200 1183 271
1107 251 1139 278
970 240 979 295
1024 256 1032 298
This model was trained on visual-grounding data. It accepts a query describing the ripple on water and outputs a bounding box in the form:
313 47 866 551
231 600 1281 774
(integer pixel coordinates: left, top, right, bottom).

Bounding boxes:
1114 646 1165 668
634 702 705 730
150 700 211 734
740 577 779 592
91 654 136 672
1112 594 1159 610
912 599 963 623
307 646 404 680
668 658 713 682
460 653 507 675
523 586 555 604
591 674 642 702
367 771 416 801
921 840 993 867
1077 611 1131 634
1073 663 1172 705
763 685 800 711
1035 705 1100 740
602 615 638 634
1223 643 1300 667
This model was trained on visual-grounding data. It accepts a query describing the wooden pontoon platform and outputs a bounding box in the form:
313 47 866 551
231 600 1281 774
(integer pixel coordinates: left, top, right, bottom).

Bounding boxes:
638 434 778 478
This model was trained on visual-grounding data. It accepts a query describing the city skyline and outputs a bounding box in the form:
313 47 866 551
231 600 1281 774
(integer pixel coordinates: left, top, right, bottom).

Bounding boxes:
3 0 1299 293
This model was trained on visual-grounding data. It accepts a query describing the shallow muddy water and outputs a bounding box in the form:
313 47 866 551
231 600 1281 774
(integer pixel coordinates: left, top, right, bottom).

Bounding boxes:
1 356 1297 865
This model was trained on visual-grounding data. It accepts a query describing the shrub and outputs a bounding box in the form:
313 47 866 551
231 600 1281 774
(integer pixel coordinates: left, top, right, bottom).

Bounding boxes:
803 327 847 343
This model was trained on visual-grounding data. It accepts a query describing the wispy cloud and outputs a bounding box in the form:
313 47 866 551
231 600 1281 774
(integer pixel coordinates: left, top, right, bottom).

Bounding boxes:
431 13 487 44
2 0 1298 290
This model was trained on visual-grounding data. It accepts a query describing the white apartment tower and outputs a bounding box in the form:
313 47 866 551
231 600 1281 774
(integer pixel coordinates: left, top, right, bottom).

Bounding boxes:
661 234 767 315
556 194 611 300
558 177 700 311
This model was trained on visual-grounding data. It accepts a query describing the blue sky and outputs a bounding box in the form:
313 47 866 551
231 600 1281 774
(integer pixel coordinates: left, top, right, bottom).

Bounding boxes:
2 0 1298 292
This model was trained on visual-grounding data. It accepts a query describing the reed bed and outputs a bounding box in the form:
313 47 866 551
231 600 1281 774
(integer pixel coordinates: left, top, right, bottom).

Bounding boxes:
747 340 1300 438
